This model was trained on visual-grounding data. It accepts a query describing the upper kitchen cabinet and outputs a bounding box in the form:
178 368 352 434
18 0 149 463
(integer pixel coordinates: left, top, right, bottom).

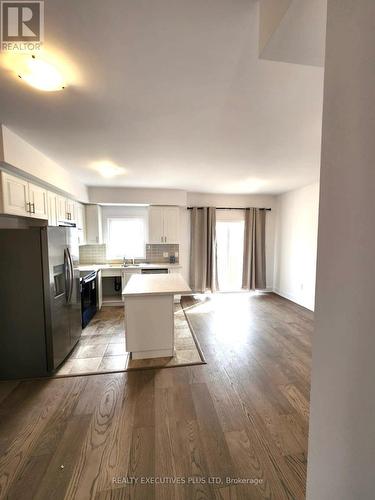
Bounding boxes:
55 196 76 223
75 202 85 230
47 191 58 226
56 195 68 222
163 207 180 243
65 198 76 222
85 204 103 244
0 171 29 217
0 171 86 230
148 206 179 244
148 206 164 243
75 202 86 245
28 182 48 219
0 171 48 219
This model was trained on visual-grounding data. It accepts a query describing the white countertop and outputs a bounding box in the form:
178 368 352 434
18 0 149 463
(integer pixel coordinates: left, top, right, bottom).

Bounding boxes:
78 263 182 272
122 274 191 297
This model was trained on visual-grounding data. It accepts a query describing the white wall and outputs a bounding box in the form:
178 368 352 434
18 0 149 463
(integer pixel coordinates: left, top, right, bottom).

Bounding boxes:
186 192 276 290
88 187 187 206
307 2 375 498
259 0 292 53
273 182 319 310
1 125 88 202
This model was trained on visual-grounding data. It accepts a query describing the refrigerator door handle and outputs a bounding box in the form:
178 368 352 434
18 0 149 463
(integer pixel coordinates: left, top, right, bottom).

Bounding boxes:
64 248 71 303
66 247 74 302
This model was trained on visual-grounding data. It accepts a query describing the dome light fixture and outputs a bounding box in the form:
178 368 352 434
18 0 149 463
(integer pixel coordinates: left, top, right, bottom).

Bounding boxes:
17 54 66 91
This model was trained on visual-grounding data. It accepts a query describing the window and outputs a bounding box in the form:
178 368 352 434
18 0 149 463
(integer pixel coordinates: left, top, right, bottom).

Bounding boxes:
106 217 146 259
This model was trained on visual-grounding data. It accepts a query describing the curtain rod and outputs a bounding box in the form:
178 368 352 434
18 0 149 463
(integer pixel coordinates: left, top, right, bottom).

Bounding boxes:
187 207 272 211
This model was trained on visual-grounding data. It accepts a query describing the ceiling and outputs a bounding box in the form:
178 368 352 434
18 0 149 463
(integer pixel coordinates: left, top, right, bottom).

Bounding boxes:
0 0 325 194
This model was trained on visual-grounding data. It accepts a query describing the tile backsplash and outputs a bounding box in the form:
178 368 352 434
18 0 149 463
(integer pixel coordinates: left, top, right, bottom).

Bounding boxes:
79 244 107 264
146 244 179 263
79 243 179 264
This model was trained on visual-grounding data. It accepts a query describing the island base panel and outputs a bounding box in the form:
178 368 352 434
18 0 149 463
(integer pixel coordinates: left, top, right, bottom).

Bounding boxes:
131 348 174 360
124 294 174 359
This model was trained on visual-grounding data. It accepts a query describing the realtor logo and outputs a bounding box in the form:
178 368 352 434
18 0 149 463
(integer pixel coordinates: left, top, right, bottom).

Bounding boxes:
1 0 44 51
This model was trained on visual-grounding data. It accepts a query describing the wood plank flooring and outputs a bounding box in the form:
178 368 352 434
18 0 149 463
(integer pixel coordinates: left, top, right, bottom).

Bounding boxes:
0 292 313 499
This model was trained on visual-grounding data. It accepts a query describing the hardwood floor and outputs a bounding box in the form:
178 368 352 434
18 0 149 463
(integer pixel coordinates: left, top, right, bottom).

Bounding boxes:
0 293 313 499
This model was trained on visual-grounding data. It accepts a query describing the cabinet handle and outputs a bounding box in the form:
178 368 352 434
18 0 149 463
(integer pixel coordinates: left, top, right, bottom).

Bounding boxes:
26 202 31 213
31 203 35 214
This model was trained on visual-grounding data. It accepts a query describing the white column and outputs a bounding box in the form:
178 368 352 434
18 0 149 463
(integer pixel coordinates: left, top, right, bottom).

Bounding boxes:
307 1 375 499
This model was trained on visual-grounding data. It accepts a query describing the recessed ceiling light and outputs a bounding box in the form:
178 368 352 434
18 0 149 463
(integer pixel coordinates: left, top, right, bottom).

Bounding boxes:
93 161 126 178
16 54 65 91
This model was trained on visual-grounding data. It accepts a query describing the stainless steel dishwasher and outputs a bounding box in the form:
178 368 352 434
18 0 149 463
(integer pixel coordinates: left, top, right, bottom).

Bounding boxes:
141 268 169 274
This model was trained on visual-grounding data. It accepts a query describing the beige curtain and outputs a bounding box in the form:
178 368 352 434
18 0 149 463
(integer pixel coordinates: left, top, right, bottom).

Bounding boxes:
242 208 266 290
189 207 218 292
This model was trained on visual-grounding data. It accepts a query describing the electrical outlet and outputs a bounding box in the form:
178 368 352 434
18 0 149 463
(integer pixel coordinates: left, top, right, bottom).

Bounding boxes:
163 252 169 258
175 252 179 258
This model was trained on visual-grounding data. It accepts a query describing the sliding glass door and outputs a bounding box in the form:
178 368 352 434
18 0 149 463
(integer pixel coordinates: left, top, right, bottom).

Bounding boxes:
216 211 245 291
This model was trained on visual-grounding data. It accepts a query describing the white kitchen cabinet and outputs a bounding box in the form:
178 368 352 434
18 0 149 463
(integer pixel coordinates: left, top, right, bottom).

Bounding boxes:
28 182 48 220
0 172 48 219
75 202 85 230
123 268 142 287
97 269 103 310
75 202 86 245
148 206 164 243
0 172 29 217
47 191 58 226
0 170 86 228
163 207 179 243
148 206 179 244
56 196 67 222
65 198 76 222
85 204 103 244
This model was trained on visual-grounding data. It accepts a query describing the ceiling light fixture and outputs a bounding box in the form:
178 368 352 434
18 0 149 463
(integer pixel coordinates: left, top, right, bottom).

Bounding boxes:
94 161 126 178
17 54 65 91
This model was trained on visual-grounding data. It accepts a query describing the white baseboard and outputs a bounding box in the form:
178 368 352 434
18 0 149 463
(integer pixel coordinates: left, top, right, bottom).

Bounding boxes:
273 288 315 311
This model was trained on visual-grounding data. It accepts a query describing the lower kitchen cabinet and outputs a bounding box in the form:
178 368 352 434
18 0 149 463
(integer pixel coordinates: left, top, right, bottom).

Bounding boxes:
123 268 142 287
97 269 103 310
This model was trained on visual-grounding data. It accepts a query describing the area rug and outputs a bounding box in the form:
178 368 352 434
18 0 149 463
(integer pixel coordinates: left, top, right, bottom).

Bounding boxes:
54 304 206 378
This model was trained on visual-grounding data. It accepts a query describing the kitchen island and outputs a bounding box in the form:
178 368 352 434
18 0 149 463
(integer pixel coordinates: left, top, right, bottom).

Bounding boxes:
122 274 191 359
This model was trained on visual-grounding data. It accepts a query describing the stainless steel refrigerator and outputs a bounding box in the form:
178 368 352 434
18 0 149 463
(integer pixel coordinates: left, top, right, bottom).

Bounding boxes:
0 226 82 379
